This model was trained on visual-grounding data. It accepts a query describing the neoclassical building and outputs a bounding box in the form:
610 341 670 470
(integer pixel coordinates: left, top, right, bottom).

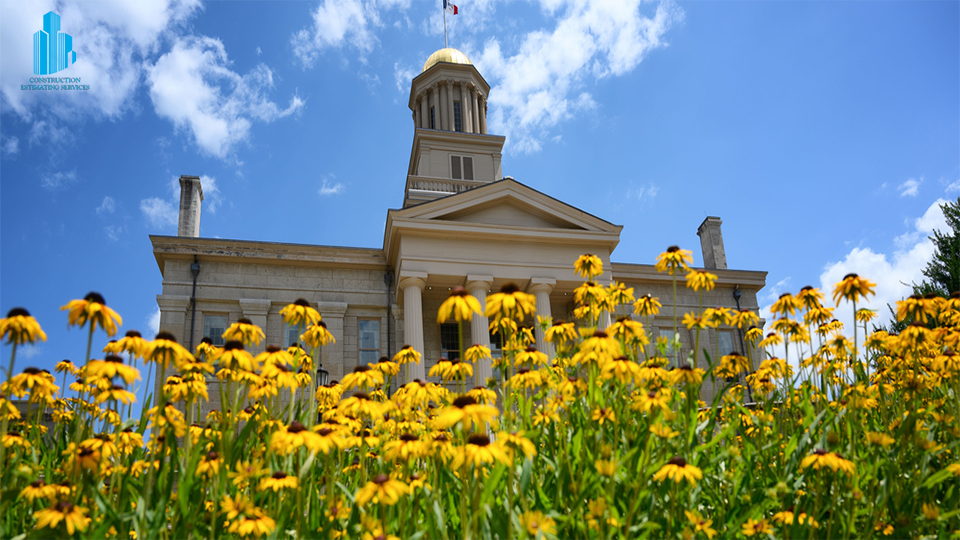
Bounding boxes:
151 48 767 403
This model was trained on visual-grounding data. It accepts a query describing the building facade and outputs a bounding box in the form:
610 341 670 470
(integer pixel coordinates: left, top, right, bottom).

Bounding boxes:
150 48 767 406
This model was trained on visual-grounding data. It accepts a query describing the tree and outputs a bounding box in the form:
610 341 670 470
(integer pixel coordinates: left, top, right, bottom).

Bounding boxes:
878 197 960 333
920 197 960 297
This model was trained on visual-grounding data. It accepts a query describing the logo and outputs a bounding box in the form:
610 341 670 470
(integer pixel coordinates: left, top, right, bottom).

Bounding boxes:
33 11 75 75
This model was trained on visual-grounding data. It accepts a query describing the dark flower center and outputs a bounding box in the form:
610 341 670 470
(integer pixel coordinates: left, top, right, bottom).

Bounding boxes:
266 345 281 353
206 451 218 461
125 330 142 338
668 456 687 467
84 292 106 304
288 422 306 433
353 392 370 401
200 337 213 345
272 471 287 479
500 283 520 294
318 428 333 436
294 298 311 307
842 273 858 280
468 434 491 446
223 341 244 351
452 395 477 408
55 501 74 512
373 473 389 484
237 318 253 325
450 285 468 296
156 331 177 342
354 365 371 373
400 433 418 442
105 355 123 363
666 246 680 253
593 331 608 338
6 307 29 317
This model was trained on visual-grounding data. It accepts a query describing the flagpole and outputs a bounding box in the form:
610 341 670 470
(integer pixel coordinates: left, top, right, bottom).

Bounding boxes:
443 2 448 48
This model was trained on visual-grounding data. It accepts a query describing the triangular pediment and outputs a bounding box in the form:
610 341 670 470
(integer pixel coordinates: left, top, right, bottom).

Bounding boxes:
391 179 621 233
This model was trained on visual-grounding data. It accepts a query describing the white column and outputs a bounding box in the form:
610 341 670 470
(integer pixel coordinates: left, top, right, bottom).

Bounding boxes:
461 84 473 133
439 84 449 131
597 280 613 330
528 278 556 359
316 301 348 381
420 93 429 129
471 87 480 134
445 80 455 132
399 273 428 381
479 97 487 134
429 87 438 129
414 101 421 129
466 275 493 386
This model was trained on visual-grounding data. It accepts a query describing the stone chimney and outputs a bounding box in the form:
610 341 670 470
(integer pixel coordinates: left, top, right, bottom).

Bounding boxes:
177 175 204 237
697 216 727 270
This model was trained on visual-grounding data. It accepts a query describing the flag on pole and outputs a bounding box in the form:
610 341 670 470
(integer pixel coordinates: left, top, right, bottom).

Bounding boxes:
444 0 458 15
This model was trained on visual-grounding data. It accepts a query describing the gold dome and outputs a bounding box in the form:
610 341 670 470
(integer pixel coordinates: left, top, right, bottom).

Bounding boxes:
422 48 472 72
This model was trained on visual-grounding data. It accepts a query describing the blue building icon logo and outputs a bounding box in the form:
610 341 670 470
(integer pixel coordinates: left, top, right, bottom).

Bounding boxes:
33 11 76 75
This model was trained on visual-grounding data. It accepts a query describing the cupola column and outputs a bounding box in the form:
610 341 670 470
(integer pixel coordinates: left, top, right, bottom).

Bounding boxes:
471 87 480 134
479 98 487 134
445 80 455 132
461 83 473 133
420 93 429 129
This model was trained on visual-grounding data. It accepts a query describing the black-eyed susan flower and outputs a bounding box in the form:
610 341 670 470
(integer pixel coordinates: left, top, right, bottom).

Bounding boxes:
771 293 801 317
61 292 123 337
520 510 557 538
280 298 321 327
633 294 662 317
832 273 877 306
338 391 386 419
259 471 299 492
355 473 408 506
498 431 537 460
2 430 30 450
731 309 760 329
800 449 855 475
572 331 623 368
342 365 385 390
591 407 615 426
7 367 58 398
373 356 400 376
195 336 218 360
146 332 194 369
545 320 577 345
741 519 772 536
631 387 673 414
270 421 321 454
594 459 616 477
485 283 537 323
384 433 425 461
33 501 91 535
668 364 704 386
301 321 336 347
452 433 510 469
215 341 256 372
20 480 57 503
104 330 149 358
437 286 483 324
653 456 703 486
655 246 693 275
196 451 221 476
222 318 265 346
228 460 268 488
1 307 47 345
575 253 604 280
95 384 136 404
434 395 499 430
85 354 139 384
686 269 718 292
684 510 718 539
392 345 422 365
224 501 275 538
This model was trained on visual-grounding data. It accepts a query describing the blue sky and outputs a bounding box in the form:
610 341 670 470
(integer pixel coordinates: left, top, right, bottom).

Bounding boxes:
1 0 958 380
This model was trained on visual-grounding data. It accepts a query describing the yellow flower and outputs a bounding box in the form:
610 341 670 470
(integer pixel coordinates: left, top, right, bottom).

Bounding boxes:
921 503 939 520
600 356 642 384
715 353 751 378
684 510 717 539
467 385 497 405
685 269 718 292
865 432 895 447
355 474 408 506
771 293 801 317
668 364 704 386
650 423 679 439
855 308 878 324
591 407 616 426
741 518 772 536
214 341 257 372
653 456 702 486
437 286 483 324
434 395 499 430
574 253 604 279
85 355 139 384
731 309 760 329
485 283 537 323
631 387 673 414
95 384 136 404
228 460 269 488
0 307 47 345
633 294 662 317
342 365 385 390
6 367 59 398
545 320 577 344
832 273 876 306
146 332 195 369
196 451 221 476
259 471 299 491
61 292 123 336
221 497 276 538
300 321 336 347
595 459 616 477
655 246 693 275
104 330 150 358
33 501 91 535
269 421 321 455
280 298 321 327
520 510 557 538
338 391 386 419
452 433 511 469
222 318 265 346
20 480 58 503
800 449 855 475
392 345 422 365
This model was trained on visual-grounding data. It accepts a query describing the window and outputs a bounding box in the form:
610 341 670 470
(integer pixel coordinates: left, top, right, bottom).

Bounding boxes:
358 319 380 364
453 101 463 132
440 322 460 360
450 155 474 180
429 107 436 129
286 326 301 348
659 329 681 367
489 329 503 361
203 314 227 346
717 331 735 357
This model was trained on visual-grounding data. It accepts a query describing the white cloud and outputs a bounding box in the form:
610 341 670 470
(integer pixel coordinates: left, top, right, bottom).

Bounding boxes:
146 36 305 160
2 135 19 156
0 1 201 123
393 61 418 93
946 179 960 193
319 176 345 197
40 170 77 191
292 0 410 66
898 177 922 197
200 174 222 214
471 0 682 153
104 224 123 241
628 182 660 203
20 344 43 360
140 197 178 229
147 306 161 338
761 199 947 340
96 195 116 215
